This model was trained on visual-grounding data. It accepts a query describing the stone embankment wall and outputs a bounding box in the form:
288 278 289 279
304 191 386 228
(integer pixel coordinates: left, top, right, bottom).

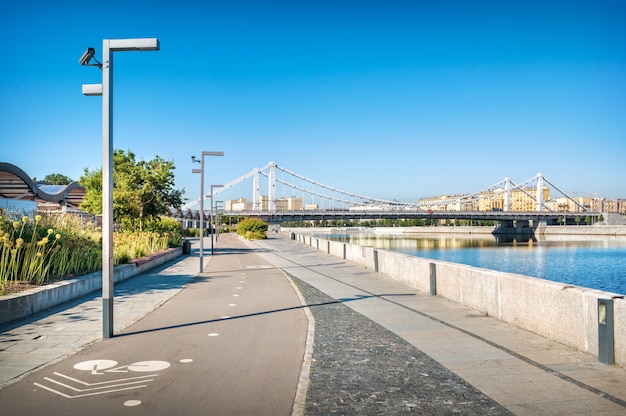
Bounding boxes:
284 228 626 367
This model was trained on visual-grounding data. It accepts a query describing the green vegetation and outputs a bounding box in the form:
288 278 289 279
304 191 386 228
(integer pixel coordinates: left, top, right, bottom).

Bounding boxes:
80 149 183 231
0 148 187 295
0 212 177 295
41 173 73 185
236 218 268 240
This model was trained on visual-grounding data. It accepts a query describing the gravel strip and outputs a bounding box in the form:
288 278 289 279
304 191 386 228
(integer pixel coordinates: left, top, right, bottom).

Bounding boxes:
292 276 512 416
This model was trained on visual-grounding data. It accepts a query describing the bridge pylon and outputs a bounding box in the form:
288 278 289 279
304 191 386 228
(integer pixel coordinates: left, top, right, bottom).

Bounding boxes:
536 173 544 212
268 161 276 212
504 177 511 212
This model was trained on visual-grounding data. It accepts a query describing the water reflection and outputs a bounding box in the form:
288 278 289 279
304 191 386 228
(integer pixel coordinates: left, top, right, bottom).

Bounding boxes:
319 232 626 295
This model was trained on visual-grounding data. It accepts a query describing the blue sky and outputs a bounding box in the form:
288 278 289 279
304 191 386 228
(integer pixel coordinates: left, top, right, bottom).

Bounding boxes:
1 0 625 206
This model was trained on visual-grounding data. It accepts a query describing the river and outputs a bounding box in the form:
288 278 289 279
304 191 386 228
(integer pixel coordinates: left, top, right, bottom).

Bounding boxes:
320 232 626 296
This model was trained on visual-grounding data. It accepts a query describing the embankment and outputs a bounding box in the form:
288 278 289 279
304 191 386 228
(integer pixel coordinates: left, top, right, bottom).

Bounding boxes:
284 228 626 367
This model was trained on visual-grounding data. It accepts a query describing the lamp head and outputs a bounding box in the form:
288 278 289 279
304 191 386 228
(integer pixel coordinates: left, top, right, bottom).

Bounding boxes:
191 156 197 163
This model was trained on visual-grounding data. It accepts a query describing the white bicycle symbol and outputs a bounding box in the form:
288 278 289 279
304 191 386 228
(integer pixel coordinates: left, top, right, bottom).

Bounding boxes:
73 359 171 375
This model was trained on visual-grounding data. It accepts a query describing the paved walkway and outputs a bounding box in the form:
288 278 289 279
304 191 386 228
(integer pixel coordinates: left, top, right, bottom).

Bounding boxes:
1 232 625 415
252 234 626 415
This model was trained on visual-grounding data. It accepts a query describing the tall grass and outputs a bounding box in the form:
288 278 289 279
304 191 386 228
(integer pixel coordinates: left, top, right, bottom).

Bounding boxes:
113 232 169 264
0 212 177 295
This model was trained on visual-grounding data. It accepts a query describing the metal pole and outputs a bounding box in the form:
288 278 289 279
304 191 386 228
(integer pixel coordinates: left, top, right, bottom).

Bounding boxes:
199 157 205 273
209 185 223 254
81 38 159 340
215 201 223 240
101 40 114 339
210 188 214 255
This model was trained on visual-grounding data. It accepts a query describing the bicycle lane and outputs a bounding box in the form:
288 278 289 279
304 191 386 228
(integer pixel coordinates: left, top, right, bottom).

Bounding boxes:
0 233 309 416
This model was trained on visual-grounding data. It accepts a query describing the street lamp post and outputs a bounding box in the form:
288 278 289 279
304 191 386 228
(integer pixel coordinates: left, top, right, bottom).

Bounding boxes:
215 200 224 240
80 38 159 339
192 153 224 273
210 185 223 255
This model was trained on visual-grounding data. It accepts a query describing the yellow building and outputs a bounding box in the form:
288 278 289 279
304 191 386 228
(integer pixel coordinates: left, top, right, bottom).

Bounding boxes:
275 196 303 211
477 186 550 212
553 196 592 213
225 198 252 212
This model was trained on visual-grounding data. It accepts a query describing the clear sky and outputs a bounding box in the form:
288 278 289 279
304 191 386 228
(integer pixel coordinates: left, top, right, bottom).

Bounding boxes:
1 0 625 206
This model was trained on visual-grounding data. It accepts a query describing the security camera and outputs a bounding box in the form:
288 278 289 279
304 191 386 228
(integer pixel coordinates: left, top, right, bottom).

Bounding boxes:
79 48 96 66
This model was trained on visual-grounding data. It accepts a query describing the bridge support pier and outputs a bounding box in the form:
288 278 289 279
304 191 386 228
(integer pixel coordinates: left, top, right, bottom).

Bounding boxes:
493 219 533 234
516 220 531 233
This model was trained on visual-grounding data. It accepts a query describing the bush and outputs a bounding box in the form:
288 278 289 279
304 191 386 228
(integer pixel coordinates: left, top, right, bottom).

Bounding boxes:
237 218 268 240
143 216 182 247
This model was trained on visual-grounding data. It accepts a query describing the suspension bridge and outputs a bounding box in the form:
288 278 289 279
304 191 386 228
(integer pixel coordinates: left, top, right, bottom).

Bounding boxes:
174 162 598 228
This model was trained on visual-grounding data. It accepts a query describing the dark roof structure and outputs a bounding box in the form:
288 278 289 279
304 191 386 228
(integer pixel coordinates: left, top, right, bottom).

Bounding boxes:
0 162 86 211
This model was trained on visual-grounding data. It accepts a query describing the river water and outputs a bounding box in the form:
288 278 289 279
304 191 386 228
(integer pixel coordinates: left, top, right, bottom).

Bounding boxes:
321 232 626 296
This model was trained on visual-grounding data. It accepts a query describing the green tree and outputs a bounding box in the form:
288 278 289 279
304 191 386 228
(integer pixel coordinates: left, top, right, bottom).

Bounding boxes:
42 173 73 185
79 149 183 230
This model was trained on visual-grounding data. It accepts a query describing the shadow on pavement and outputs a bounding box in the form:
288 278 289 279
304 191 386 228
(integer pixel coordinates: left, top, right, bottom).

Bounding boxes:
117 292 415 338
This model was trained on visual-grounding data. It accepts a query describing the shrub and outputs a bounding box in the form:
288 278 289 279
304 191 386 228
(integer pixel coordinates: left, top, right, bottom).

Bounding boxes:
237 218 268 240
143 216 182 247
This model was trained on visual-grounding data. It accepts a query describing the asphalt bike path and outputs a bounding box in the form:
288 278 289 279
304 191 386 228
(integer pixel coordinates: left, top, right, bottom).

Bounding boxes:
0 233 309 416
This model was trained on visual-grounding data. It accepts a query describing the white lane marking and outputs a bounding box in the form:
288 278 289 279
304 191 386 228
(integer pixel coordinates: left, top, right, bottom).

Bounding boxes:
42 375 154 392
208 333 219 337
180 359 193 363
228 304 236 307
34 382 148 399
128 361 171 372
53 372 156 387
124 400 142 407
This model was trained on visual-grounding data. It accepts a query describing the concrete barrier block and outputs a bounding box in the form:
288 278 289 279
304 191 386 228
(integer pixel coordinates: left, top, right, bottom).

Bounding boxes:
498 275 588 352
377 250 429 291
612 297 626 365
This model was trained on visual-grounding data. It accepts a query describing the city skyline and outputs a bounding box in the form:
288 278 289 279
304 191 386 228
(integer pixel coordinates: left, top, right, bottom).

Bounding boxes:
1 1 625 203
